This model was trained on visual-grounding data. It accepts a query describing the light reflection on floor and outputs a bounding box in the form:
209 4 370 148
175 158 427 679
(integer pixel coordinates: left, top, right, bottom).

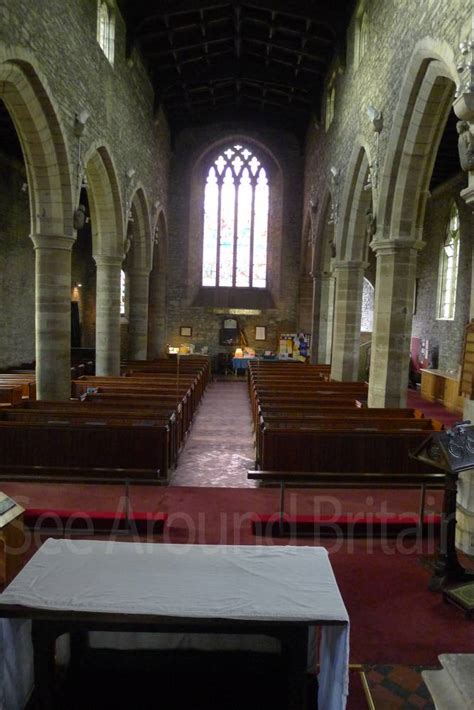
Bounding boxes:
169 380 257 488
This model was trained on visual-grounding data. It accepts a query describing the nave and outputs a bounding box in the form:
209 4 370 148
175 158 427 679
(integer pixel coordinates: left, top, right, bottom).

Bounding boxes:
2 375 474 709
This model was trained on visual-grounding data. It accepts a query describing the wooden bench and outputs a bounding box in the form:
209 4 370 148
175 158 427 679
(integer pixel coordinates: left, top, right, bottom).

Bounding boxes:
254 413 440 466
258 426 438 474
0 407 179 470
14 400 184 465
0 419 170 480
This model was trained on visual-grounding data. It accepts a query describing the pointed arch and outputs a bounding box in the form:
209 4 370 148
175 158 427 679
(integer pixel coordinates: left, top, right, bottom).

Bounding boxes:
188 134 283 304
127 186 152 270
148 209 169 358
377 39 458 241
338 141 373 263
0 52 74 237
83 143 124 257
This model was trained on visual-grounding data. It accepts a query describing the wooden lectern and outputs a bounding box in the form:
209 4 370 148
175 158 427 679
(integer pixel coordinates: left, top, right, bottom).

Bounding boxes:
411 422 474 592
0 491 25 587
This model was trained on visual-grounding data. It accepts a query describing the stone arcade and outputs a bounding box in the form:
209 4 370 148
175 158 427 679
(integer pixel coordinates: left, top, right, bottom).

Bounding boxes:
1 0 474 707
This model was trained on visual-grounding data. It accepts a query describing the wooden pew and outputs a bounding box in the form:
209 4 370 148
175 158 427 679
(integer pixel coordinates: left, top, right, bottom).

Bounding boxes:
0 419 170 480
254 411 436 466
0 385 23 406
15 400 183 464
0 407 179 470
258 426 438 474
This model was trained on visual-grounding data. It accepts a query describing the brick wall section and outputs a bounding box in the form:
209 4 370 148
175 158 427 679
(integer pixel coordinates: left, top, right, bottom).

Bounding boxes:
166 124 304 362
412 178 472 371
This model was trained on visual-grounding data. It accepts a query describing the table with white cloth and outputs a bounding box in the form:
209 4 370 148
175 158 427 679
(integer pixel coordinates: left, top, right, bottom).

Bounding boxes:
0 539 349 710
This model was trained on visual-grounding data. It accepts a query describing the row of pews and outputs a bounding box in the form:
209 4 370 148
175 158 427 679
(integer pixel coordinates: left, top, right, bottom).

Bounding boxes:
247 362 446 521
0 356 210 484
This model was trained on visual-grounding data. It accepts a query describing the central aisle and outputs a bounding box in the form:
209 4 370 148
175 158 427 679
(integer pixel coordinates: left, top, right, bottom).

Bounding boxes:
169 379 257 487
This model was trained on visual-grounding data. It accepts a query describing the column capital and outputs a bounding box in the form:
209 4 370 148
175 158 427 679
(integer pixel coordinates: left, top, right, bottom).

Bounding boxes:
30 234 75 251
93 254 123 268
369 237 425 256
310 270 333 282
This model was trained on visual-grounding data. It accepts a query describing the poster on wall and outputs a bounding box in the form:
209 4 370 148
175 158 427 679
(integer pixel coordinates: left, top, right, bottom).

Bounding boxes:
278 333 311 359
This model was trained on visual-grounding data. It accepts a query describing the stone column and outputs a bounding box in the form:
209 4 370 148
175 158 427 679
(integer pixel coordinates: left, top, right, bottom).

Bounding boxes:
310 272 335 365
330 261 366 381
368 239 422 408
128 267 150 360
454 82 474 553
94 255 122 376
148 266 167 358
31 234 74 401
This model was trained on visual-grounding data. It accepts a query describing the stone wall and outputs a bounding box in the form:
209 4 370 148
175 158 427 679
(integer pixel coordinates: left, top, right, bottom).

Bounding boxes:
412 176 472 372
0 0 171 366
0 150 34 368
304 0 470 241
166 124 304 363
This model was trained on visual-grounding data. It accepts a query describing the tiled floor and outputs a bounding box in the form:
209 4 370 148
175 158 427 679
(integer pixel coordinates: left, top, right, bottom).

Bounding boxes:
364 665 436 709
169 379 257 487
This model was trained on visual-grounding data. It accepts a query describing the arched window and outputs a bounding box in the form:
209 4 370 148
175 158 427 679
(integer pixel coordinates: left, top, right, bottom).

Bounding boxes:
97 0 115 65
202 144 269 288
325 86 335 131
355 10 369 67
437 203 460 320
361 277 374 332
120 269 126 316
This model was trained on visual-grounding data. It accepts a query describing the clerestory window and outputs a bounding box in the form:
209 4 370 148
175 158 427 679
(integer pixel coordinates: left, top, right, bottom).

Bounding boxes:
120 269 126 316
436 202 460 320
97 0 115 65
202 144 268 288
355 10 369 68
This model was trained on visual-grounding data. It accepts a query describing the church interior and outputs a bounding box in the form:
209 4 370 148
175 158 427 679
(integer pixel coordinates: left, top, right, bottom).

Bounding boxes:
1 0 474 708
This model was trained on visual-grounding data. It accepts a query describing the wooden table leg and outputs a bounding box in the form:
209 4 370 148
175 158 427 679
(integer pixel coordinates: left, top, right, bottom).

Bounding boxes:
32 620 58 710
281 627 309 710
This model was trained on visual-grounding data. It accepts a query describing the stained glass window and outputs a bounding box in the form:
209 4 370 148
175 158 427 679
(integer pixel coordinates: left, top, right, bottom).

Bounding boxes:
202 144 269 288
437 203 460 320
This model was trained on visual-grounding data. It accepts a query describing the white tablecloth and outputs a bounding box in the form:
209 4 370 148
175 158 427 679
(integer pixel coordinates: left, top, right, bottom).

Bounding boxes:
0 539 349 709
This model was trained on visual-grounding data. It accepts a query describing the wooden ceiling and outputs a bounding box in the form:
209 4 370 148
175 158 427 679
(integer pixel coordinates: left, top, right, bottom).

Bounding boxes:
117 0 356 138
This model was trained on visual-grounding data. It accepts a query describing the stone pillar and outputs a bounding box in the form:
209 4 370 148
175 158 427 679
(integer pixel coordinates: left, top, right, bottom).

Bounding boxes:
330 261 365 381
368 239 422 408
128 267 150 360
310 272 335 365
148 267 167 358
31 234 74 401
94 255 122 376
459 179 474 553
453 42 474 553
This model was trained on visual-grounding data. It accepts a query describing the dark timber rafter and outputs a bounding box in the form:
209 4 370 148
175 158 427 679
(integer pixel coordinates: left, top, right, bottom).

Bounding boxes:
117 0 355 140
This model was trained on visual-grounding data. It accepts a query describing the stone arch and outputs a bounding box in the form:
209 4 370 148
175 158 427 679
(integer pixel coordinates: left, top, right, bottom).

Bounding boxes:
309 192 336 365
148 209 169 358
296 211 314 334
82 144 124 375
83 143 124 257
126 186 152 270
188 134 283 304
338 141 373 262
124 186 152 360
368 40 458 407
0 52 74 237
0 50 74 399
377 39 458 240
